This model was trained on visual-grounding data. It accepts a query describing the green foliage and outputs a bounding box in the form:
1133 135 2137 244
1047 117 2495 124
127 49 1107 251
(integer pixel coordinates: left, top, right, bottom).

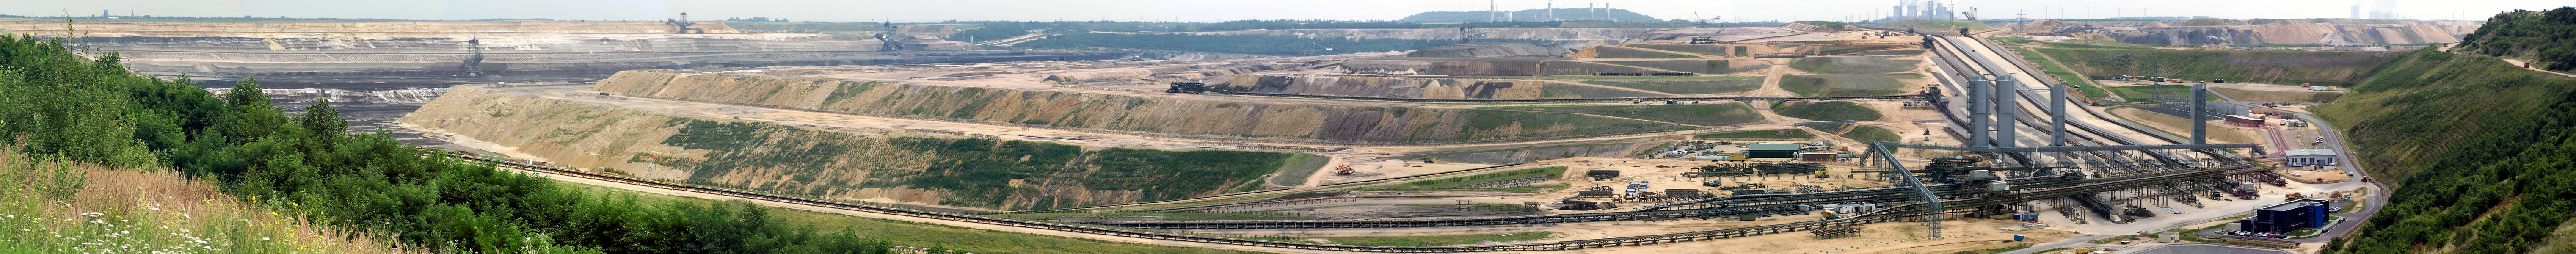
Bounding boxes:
1839 125 1902 144
1696 129 1816 140
0 33 910 254
1815 46 1894 55
2005 47 2112 99
1790 21 1851 32
1494 102 1764 126
1779 74 1911 97
1988 36 2037 45
2033 47 2397 87
2315 48 2576 254
663 119 1297 210
2454 7 2576 71
1789 56 1918 74
1773 101 1883 122
1361 166 1568 190
1577 77 1761 94
1016 33 1547 56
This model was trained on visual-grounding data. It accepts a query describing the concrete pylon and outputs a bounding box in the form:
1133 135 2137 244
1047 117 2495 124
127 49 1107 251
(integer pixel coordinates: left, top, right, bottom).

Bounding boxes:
1994 77 2019 151
2049 85 2068 146
2189 83 2207 144
1966 76 1991 147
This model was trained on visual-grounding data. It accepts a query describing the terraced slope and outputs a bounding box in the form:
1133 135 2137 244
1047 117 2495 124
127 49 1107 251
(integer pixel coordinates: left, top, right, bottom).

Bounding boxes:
400 88 1304 210
1222 75 1663 99
2033 48 2399 86
595 71 1694 144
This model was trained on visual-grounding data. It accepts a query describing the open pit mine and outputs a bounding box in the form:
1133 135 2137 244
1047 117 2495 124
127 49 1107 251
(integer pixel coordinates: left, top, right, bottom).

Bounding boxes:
44 14 2416 254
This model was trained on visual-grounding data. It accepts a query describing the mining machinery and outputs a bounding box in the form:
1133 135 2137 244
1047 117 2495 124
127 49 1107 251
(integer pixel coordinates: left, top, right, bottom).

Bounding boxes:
1164 79 1208 94
1689 37 1720 44
458 39 485 77
666 12 707 34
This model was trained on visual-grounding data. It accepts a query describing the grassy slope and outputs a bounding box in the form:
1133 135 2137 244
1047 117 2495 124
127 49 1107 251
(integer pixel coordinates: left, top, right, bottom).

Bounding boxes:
1773 101 1884 122
1840 125 1902 144
1577 76 1762 94
664 119 1299 210
1495 102 1765 126
2315 48 2576 254
2004 46 2112 99
2033 47 2399 87
550 183 1250 254
1788 56 1919 74
1779 74 1912 97
1696 129 1817 139
0 151 408 254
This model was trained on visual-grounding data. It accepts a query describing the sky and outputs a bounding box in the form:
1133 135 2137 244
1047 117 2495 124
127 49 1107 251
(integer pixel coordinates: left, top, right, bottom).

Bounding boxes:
2 0 2569 23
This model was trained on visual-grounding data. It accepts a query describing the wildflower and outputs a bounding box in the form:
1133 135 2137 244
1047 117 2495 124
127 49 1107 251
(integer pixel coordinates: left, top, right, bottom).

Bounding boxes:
80 212 103 217
146 207 159 211
261 237 270 241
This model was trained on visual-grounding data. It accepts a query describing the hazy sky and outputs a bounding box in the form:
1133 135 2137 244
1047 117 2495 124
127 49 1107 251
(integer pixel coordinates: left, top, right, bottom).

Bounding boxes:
4 0 2568 23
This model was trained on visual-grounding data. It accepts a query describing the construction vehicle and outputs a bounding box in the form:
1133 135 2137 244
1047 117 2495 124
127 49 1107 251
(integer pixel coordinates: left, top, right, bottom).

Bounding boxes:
1333 165 1355 175
1689 37 1719 44
1815 170 1831 179
1421 158 1438 164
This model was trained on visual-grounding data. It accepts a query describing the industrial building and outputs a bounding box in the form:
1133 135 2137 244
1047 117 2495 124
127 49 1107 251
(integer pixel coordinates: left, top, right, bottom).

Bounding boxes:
2284 149 2337 166
1746 142 1803 158
2238 199 2330 234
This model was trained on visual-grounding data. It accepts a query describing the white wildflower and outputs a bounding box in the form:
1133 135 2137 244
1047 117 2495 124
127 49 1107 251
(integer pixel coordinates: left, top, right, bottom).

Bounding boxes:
80 212 103 217
260 237 269 241
146 207 159 211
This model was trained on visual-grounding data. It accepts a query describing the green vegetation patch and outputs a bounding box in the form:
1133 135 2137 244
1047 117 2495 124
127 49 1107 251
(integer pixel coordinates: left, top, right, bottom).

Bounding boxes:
2313 48 2576 254
1779 74 1914 97
2102 84 2216 103
1577 76 1762 94
1789 56 1919 74
1852 49 1927 56
1839 125 1902 144
2006 47 2111 99
662 119 1298 210
1988 36 2038 45
1815 46 1896 55
1495 102 1765 126
1363 166 1568 190
1626 44 1731 56
1698 129 1816 139
1593 46 1699 58
2032 47 2399 87
553 185 1253 254
1773 101 1883 121
2452 7 2576 71
986 212 1314 221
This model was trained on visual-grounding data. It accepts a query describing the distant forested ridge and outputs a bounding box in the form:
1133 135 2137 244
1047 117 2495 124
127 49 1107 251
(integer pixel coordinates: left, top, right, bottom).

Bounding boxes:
1398 8 1660 22
2453 7 2576 71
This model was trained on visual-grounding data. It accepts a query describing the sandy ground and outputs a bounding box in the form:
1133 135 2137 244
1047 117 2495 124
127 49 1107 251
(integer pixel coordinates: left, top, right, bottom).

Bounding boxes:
2107 107 2262 145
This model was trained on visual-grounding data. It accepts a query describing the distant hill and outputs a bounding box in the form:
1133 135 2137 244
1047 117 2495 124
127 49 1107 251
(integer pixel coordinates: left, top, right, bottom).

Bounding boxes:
1399 8 1659 22
2454 7 2576 71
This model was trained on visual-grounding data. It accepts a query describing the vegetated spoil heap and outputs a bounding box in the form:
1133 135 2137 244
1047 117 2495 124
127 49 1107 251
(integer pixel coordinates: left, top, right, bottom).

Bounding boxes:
400 87 1305 211
593 69 1694 144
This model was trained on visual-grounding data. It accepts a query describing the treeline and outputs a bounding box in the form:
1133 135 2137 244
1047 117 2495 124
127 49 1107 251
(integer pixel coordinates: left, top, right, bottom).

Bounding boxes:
0 34 905 253
944 20 1579 42
2315 47 2576 254
1016 33 1523 56
2454 7 2576 71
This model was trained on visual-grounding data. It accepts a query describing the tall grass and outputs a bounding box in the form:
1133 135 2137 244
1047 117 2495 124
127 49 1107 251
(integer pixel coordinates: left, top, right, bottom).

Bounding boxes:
0 149 416 254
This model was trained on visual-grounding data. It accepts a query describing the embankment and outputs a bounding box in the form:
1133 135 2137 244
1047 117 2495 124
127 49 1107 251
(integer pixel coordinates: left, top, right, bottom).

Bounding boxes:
1341 57 1768 76
594 71 1696 144
399 87 1306 210
2033 48 2399 86
1219 74 1663 99
2311 48 2576 254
